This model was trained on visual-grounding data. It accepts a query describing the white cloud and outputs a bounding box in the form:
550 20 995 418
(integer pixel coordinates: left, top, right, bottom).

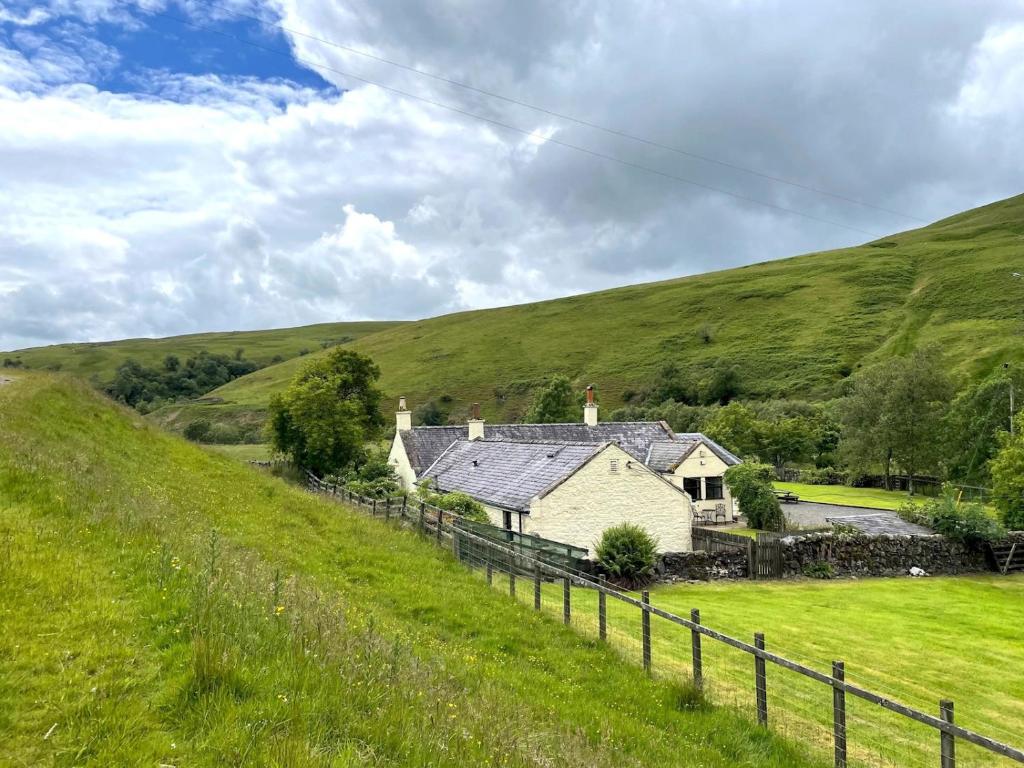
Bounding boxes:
3 0 1024 350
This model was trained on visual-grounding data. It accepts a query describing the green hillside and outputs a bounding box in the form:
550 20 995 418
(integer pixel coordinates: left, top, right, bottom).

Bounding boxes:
0 372 821 767
2 321 403 382
174 193 1024 432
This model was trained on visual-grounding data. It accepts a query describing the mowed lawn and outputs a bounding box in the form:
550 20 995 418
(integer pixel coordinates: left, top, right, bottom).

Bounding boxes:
517 573 1024 767
775 481 931 510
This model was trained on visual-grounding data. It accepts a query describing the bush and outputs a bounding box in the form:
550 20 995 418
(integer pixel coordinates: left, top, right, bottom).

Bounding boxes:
724 463 785 532
183 419 212 442
802 561 835 579
595 523 658 587
899 486 1005 545
799 467 849 486
206 423 243 445
415 480 489 523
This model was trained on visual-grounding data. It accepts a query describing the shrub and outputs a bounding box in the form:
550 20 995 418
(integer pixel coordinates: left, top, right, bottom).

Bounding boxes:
802 561 834 579
900 486 1004 545
724 463 785 532
206 422 243 445
595 523 658 587
415 480 489 523
183 419 212 442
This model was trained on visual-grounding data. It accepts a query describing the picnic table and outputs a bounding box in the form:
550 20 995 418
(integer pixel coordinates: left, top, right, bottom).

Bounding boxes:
773 489 800 503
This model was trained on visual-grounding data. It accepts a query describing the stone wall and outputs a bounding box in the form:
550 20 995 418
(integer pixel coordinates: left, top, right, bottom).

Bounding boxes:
660 531 1024 581
780 533 989 577
657 549 748 581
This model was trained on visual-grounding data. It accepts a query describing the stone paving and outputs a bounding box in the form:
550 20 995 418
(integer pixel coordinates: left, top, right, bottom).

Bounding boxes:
781 500 933 536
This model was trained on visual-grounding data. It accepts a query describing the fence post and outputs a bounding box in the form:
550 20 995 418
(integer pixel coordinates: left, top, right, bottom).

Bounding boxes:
940 700 955 768
641 591 652 673
418 502 425 535
754 633 768 726
486 561 493 586
832 661 846 768
747 538 757 580
385 497 391 521
372 498 377 517
533 563 542 610
509 566 516 599
562 577 571 625
598 576 607 642
401 495 407 520
435 509 443 543
451 522 460 558
691 609 703 690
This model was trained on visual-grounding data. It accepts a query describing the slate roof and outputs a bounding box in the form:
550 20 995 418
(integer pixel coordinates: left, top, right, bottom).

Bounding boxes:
420 439 607 512
399 421 676 476
645 434 742 472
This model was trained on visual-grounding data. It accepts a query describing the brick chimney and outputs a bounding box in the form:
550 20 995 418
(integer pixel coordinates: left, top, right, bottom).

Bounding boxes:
468 402 485 440
583 385 598 426
396 396 412 432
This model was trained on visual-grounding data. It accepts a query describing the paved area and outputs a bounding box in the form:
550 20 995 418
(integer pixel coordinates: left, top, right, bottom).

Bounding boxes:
781 500 933 536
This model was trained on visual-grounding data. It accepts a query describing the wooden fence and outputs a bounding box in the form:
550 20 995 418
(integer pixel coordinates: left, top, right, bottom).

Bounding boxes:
691 527 785 579
306 472 1024 768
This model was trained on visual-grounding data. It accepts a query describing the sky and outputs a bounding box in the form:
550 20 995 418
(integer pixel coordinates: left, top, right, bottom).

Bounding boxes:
1 0 1023 351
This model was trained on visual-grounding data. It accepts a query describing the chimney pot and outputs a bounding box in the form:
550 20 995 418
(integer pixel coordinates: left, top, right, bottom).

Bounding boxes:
586 385 594 405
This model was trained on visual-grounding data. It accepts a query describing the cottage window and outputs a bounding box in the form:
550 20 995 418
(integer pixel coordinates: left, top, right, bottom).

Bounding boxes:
705 476 724 500
683 477 702 500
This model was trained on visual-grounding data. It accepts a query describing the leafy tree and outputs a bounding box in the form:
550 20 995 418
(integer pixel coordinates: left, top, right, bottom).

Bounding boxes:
701 360 742 405
526 375 578 423
267 349 385 476
944 367 1024 484
645 362 698 406
105 351 260 410
414 399 446 426
757 417 819 474
595 523 658 587
183 419 212 442
724 463 785 531
991 413 1024 530
704 402 761 458
840 347 952 491
340 454 401 499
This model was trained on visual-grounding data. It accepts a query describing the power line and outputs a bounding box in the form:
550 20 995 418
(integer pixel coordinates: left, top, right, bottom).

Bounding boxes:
176 0 927 224
138 5 886 238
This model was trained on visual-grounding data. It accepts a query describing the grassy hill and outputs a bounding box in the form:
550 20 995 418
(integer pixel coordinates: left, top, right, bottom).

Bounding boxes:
0 371 823 766
154 193 1024 434
2 321 403 383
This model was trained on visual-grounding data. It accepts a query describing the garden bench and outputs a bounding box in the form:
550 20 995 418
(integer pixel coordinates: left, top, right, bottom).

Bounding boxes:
773 489 800 503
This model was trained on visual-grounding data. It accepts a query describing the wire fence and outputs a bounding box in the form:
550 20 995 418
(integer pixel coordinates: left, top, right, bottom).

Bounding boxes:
306 474 1024 768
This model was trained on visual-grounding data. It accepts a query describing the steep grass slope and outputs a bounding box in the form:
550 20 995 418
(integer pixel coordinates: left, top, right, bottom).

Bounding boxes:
204 194 1024 425
2 321 402 382
0 372 822 767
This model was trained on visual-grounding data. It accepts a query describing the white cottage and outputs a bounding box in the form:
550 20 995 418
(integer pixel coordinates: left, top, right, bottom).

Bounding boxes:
420 438 693 553
386 387 742 553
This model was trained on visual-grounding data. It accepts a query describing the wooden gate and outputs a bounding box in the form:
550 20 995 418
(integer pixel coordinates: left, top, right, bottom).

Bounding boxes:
753 533 784 579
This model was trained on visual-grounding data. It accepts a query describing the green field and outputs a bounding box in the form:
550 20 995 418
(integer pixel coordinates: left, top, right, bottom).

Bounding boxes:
2 321 402 382
203 443 273 461
520 574 1024 767
0 372 824 767
774 481 927 510
168 193 1024 434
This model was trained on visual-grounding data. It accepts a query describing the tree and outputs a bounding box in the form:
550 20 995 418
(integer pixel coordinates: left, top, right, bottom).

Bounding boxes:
944 367 1024 484
991 413 1024 530
840 347 952 491
267 349 385 476
526 375 578 423
414 399 446 426
724 462 785 531
757 417 820 474
704 402 760 458
645 362 698 406
701 359 742 405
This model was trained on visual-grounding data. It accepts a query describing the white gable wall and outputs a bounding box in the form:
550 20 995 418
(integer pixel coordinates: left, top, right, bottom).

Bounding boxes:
665 441 736 519
525 444 692 554
388 433 418 490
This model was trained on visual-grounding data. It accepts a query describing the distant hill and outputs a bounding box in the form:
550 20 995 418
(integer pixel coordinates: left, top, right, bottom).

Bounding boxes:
155 193 1024 436
2 321 404 382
